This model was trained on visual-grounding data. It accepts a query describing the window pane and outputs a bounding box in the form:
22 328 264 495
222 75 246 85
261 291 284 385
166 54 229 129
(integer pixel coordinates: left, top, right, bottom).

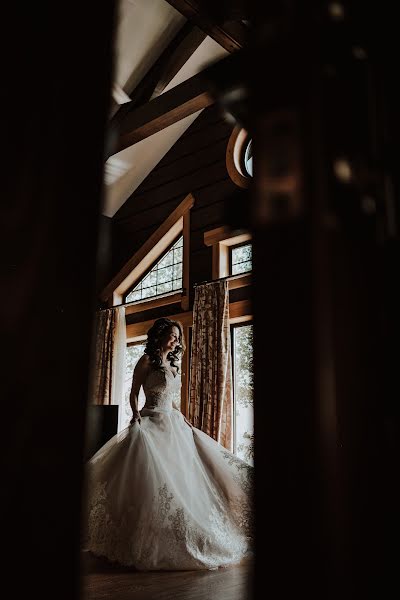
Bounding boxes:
233 324 254 465
141 274 152 289
147 271 157 286
125 235 183 303
157 280 172 294
123 344 146 430
142 285 157 299
157 266 172 284
172 279 182 291
174 247 183 262
244 139 253 177
232 260 252 275
158 252 173 268
231 243 252 276
126 290 141 302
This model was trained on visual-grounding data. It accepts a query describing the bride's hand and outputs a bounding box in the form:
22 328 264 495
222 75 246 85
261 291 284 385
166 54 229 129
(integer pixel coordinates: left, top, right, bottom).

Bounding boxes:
130 410 141 425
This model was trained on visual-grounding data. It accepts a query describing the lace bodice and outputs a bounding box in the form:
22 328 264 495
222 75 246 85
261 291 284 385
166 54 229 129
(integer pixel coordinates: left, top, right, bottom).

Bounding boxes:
142 367 181 411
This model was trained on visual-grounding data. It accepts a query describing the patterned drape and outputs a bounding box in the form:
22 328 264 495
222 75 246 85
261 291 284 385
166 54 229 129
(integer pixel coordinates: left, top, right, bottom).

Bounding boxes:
91 307 126 427
188 281 233 450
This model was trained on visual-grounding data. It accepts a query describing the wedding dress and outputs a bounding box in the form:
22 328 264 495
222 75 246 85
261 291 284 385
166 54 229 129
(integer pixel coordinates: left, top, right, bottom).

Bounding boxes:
85 366 253 571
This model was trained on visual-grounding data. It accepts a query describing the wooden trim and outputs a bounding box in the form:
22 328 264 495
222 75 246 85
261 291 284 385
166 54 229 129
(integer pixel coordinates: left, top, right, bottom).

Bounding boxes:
125 292 182 316
181 209 191 311
112 217 182 299
218 244 230 278
204 226 251 247
152 26 207 98
212 240 222 279
229 299 252 321
100 194 195 302
126 311 193 342
164 1 248 53
205 226 252 279
228 274 251 290
126 300 251 341
127 334 147 343
115 72 214 155
226 125 251 189
111 23 206 127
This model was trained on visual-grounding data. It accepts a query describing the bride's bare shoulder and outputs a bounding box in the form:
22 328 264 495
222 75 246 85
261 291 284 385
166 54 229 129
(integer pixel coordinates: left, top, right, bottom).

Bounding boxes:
134 354 151 372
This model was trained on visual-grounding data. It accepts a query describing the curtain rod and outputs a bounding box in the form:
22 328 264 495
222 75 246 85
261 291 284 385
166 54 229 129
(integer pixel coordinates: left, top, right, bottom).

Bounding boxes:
98 273 248 312
97 289 187 313
193 273 248 287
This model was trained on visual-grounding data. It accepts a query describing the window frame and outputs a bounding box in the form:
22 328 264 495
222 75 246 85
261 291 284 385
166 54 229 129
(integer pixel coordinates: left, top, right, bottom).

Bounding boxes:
204 226 252 288
229 241 252 277
123 234 184 305
123 339 148 430
231 320 254 462
226 126 252 189
100 194 193 312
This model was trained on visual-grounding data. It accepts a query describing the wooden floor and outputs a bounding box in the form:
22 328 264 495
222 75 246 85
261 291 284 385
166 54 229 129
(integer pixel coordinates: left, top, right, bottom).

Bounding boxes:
81 551 254 600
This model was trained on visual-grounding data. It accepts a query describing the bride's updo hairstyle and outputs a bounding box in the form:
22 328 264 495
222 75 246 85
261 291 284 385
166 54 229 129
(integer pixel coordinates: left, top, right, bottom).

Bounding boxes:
145 317 185 372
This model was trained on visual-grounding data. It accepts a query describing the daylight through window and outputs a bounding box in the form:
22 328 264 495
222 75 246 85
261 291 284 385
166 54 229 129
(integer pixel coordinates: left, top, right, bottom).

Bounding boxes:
231 243 252 276
232 323 254 466
125 236 183 303
123 343 146 430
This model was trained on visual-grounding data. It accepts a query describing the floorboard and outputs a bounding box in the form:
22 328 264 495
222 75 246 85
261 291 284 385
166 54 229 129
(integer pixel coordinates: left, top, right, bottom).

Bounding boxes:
81 551 254 600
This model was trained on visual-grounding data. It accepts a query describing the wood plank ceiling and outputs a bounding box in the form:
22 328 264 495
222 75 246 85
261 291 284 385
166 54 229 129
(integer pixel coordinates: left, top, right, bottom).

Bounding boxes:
104 0 249 217
111 0 248 149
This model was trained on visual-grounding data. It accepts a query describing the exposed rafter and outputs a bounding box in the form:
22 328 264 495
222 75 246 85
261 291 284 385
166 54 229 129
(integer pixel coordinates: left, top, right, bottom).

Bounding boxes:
111 22 207 129
151 26 207 98
111 70 213 156
108 49 246 157
164 0 248 52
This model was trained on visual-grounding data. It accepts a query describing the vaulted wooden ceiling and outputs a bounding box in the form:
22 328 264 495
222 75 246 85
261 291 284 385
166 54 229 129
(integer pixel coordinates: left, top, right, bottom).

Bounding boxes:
104 0 249 217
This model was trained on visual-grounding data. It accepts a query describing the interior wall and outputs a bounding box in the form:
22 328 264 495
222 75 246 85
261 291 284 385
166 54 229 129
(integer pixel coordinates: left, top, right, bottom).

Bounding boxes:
109 105 250 322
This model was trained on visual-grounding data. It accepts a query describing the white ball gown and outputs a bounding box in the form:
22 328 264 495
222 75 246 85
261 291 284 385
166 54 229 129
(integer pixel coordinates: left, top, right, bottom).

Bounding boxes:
85 366 253 570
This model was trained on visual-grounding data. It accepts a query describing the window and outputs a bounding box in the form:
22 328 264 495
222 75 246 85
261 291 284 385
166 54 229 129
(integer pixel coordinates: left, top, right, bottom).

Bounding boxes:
226 126 253 189
204 227 252 281
123 342 146 430
124 236 183 303
230 242 252 276
232 323 254 466
244 138 253 177
101 194 193 311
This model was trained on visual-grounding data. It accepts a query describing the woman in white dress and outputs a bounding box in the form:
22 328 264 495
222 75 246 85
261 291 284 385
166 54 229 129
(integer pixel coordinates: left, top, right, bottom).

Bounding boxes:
85 317 253 571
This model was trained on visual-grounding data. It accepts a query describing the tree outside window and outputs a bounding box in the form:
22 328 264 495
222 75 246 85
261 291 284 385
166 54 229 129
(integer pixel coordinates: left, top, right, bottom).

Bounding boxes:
123 343 146 429
230 243 252 276
232 323 254 465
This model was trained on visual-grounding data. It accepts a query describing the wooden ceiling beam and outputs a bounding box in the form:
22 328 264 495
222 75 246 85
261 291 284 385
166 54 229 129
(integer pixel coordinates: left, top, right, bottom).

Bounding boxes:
108 49 246 157
151 25 207 98
111 22 206 128
112 70 214 155
164 0 248 52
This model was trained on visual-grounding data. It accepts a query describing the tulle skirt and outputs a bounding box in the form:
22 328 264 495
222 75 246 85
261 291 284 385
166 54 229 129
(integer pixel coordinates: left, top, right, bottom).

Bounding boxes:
84 407 253 571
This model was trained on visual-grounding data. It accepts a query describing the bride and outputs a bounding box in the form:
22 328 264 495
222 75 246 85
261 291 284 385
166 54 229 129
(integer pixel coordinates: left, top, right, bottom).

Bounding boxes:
85 317 253 571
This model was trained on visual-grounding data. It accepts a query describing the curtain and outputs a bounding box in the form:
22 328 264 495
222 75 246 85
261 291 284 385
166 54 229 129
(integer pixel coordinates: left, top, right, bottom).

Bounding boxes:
188 281 233 450
91 306 126 431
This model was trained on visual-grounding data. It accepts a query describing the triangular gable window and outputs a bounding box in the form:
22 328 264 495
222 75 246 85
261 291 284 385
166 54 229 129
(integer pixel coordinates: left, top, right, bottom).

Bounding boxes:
124 236 183 303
